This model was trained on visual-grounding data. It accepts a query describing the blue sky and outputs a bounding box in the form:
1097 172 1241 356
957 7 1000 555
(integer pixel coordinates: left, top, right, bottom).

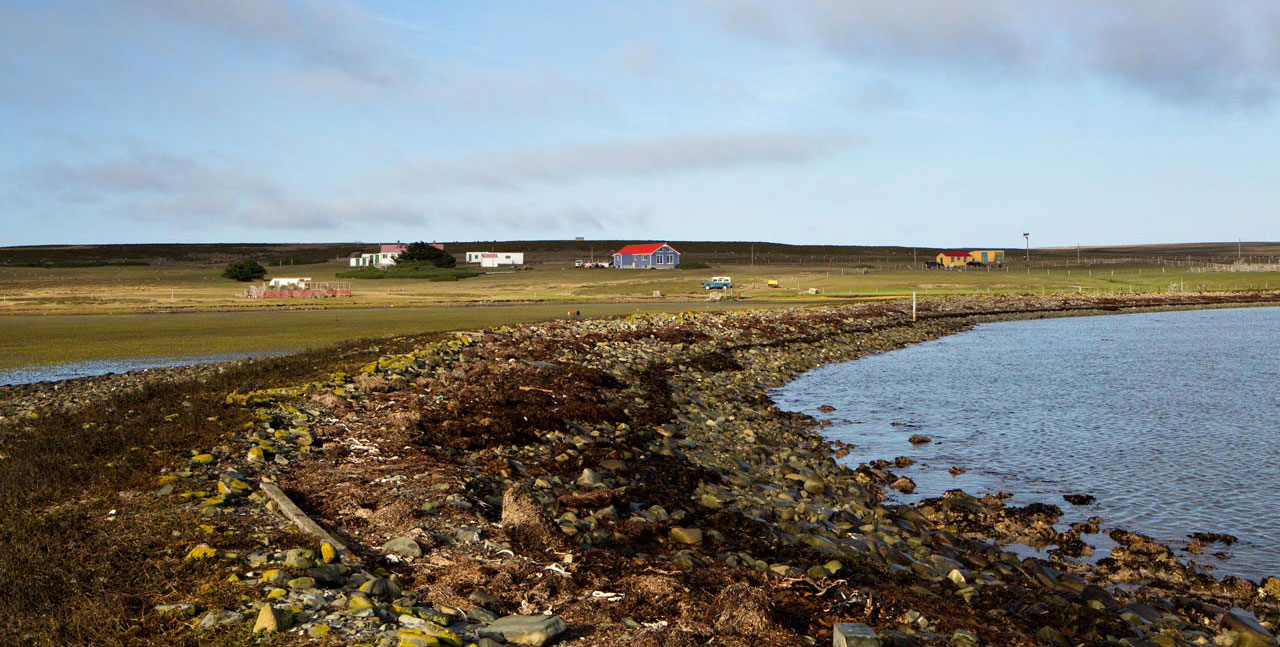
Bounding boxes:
2 0 1278 247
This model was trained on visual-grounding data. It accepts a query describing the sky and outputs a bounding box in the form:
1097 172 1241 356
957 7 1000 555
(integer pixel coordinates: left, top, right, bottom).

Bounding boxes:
2 0 1279 248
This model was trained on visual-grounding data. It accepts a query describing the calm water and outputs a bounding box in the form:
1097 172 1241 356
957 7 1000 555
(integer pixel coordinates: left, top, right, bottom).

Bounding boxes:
775 307 1280 581
0 351 286 386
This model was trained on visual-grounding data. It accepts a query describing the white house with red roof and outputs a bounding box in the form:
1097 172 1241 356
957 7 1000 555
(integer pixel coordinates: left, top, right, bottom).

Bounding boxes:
612 242 680 269
349 242 444 267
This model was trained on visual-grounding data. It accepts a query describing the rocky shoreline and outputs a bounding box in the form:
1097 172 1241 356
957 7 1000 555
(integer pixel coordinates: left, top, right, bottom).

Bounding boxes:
23 292 1280 646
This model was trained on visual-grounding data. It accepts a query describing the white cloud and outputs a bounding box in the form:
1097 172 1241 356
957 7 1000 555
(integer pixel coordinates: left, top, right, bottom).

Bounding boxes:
702 0 1280 108
407 131 854 191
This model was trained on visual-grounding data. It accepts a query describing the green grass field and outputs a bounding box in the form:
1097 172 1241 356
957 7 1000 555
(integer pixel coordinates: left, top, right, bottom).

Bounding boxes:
0 301 799 371
3 241 1280 372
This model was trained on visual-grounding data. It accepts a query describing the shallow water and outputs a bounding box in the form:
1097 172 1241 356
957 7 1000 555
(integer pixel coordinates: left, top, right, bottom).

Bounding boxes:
774 306 1280 581
0 351 287 386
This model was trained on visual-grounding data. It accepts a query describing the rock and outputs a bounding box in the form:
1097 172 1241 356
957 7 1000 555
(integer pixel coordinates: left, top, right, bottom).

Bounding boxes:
284 548 315 569
833 622 881 647
908 435 931 445
890 477 916 493
320 541 338 564
477 614 567 646
803 476 825 495
196 609 242 630
669 527 703 544
358 576 400 601
184 545 217 560
153 603 197 617
401 623 463 646
468 606 500 624
576 468 604 488
1063 494 1096 506
259 569 290 585
951 629 980 646
287 576 316 590
252 603 291 634
1221 609 1278 647
818 404 837 412
383 536 423 558
1263 577 1280 599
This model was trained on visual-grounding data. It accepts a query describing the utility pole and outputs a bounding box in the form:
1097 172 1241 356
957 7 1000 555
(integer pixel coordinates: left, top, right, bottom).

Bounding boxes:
751 243 754 267
1023 232 1030 262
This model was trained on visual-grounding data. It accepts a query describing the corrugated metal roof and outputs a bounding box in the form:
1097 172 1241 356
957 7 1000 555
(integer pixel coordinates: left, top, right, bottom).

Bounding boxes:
614 242 675 255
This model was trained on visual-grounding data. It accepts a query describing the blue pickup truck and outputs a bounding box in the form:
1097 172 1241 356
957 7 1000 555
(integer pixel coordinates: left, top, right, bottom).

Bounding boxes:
702 276 733 290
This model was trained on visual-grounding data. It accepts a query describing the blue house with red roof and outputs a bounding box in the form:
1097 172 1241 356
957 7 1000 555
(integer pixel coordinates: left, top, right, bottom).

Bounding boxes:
612 242 680 269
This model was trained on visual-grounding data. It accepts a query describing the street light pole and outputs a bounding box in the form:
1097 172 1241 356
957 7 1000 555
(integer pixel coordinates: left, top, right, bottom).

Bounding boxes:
1023 232 1030 262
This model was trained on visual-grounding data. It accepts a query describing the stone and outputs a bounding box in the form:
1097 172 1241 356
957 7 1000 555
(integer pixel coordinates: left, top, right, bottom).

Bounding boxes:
153 603 197 617
287 576 316 590
890 477 916 493
908 435 932 445
308 624 332 637
833 622 881 647
320 541 338 564
252 603 291 634
259 569 290 585
477 614 567 646
669 527 703 544
384 536 423 558
576 468 604 488
284 548 315 569
804 476 826 495
951 629 980 646
191 453 214 464
196 609 242 630
348 592 375 610
184 545 217 560
1221 609 1278 647
468 606 500 624
359 576 401 601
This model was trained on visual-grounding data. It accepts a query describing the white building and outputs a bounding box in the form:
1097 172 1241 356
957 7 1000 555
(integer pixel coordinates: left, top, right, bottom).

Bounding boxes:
466 251 524 267
350 244 408 267
268 277 312 288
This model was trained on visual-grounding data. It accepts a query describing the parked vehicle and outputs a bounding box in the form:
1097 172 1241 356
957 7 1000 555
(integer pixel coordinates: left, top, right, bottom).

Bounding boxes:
767 279 780 288
703 276 733 290
575 260 611 268
924 261 943 269
966 261 986 267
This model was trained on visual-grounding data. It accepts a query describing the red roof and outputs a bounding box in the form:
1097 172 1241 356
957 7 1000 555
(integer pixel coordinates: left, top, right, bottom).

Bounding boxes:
940 251 971 257
614 242 676 255
380 244 407 254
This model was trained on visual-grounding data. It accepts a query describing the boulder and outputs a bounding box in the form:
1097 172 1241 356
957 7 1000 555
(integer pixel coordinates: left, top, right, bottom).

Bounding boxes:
833 622 881 647
478 614 567 646
383 536 423 558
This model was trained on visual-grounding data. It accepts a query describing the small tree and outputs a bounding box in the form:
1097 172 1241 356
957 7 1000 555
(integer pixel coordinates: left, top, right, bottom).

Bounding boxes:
395 242 456 268
222 258 267 282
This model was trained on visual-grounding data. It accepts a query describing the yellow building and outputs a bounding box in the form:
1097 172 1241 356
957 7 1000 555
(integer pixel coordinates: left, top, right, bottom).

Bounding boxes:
936 252 971 268
969 250 1005 265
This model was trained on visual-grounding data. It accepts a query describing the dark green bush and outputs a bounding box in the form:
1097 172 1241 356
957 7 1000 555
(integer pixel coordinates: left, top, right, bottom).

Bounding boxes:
221 259 266 282
395 242 456 268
